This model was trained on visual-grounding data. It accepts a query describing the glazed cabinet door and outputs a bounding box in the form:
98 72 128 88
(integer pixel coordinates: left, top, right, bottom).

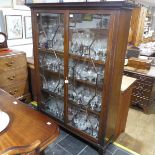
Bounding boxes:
67 12 110 140
36 12 65 122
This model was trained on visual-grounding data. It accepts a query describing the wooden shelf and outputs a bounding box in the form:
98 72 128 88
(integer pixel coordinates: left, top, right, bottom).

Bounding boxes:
39 49 105 65
42 88 64 100
41 108 64 122
69 53 105 65
38 48 64 57
74 78 103 90
40 66 64 77
67 122 98 139
68 99 100 116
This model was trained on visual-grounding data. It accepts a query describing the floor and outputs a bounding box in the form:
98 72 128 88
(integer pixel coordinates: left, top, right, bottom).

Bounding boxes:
44 129 136 155
116 108 155 155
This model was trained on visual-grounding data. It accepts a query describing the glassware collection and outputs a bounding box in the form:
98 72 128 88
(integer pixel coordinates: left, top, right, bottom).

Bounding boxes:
70 32 107 61
41 95 64 120
39 53 64 74
68 84 102 112
68 105 99 138
38 13 109 138
72 61 104 85
38 14 64 51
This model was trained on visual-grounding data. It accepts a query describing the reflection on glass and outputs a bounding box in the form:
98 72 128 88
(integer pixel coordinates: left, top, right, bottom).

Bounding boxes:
69 13 110 61
38 13 64 51
68 59 104 86
68 13 109 138
68 83 102 112
68 105 99 138
41 93 64 121
39 52 64 74
40 70 64 96
37 14 65 122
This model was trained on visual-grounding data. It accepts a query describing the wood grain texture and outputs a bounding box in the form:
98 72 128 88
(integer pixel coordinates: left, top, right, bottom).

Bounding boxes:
0 51 31 103
130 7 147 46
1 140 41 155
28 2 134 149
124 70 154 113
115 83 135 137
1 81 29 98
0 52 27 72
0 67 28 87
105 10 132 139
0 89 60 153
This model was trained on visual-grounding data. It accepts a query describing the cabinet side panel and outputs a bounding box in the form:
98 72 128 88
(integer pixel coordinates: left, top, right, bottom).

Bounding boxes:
116 85 134 137
106 10 132 139
31 10 41 103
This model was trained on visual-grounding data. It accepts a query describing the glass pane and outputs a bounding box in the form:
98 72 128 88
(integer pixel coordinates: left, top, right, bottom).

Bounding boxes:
41 92 64 120
68 105 99 138
38 13 64 52
37 13 64 121
68 13 110 138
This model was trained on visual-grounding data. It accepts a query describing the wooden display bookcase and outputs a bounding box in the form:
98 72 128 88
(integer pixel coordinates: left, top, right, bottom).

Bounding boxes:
26 1 135 153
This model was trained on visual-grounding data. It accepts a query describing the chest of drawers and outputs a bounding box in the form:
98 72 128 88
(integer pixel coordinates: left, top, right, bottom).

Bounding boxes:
124 70 154 113
0 51 31 103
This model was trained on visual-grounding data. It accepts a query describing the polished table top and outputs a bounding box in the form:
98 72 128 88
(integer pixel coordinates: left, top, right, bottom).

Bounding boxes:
0 89 59 153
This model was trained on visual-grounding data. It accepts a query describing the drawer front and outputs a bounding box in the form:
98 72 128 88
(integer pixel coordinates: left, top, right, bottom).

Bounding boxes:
136 76 153 85
124 71 154 84
132 89 151 99
134 81 153 90
131 95 149 107
0 53 27 72
0 68 28 87
2 81 29 98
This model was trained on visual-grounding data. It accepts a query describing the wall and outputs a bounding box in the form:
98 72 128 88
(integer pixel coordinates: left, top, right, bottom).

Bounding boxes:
151 7 155 31
0 5 33 57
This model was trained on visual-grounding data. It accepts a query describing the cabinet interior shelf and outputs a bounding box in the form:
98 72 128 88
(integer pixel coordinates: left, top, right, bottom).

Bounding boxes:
69 53 105 65
39 49 64 57
41 67 102 90
67 122 98 140
38 49 105 65
40 67 64 77
73 78 103 90
42 88 64 100
68 99 100 116
41 108 64 123
42 88 100 116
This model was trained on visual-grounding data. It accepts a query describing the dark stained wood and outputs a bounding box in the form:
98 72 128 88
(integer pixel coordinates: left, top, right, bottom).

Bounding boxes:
115 77 136 137
38 49 64 58
64 11 69 125
27 2 135 151
124 70 154 113
69 53 105 65
26 1 136 10
105 10 132 140
0 89 60 153
27 57 38 101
